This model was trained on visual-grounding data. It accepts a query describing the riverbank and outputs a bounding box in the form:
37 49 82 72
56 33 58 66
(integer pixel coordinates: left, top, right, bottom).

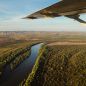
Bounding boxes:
0 41 41 76
10 50 31 70
21 44 46 86
10 42 43 71
0 43 43 86
24 45 86 86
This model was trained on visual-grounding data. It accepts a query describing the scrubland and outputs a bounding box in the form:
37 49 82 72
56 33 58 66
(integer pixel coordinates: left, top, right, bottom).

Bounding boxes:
24 45 86 86
0 31 86 86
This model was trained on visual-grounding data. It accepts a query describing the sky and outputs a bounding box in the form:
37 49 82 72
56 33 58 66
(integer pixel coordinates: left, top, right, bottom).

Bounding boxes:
0 0 86 31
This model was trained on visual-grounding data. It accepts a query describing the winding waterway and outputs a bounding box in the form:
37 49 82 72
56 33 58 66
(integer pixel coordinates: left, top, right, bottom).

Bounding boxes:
0 43 43 86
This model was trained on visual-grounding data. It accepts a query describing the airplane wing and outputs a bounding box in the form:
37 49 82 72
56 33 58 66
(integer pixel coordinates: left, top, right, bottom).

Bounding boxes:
24 1 62 19
66 14 86 23
24 0 86 23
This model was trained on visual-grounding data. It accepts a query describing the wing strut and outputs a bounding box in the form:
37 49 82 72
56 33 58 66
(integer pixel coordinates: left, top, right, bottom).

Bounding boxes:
66 14 86 23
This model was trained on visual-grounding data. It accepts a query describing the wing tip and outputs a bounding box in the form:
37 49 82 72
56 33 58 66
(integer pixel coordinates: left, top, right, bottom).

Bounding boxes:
22 16 38 19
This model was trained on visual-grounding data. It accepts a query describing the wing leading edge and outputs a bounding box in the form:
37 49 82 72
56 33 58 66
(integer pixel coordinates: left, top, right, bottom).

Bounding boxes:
24 1 62 19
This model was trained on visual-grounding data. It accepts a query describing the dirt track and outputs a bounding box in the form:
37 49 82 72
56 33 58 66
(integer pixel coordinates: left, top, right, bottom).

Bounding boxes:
48 42 86 46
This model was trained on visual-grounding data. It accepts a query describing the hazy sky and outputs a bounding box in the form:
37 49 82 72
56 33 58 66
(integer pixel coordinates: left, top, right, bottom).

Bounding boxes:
0 0 86 31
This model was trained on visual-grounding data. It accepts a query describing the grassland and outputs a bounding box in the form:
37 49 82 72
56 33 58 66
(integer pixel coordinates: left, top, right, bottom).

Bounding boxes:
0 31 86 86
24 45 86 86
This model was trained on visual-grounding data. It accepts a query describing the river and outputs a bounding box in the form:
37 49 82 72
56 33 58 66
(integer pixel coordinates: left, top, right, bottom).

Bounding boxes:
0 43 43 86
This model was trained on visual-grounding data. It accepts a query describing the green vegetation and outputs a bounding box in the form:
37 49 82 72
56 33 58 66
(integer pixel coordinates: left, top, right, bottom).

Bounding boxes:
24 45 86 86
22 44 46 86
0 32 86 86
10 50 31 70
0 42 39 75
